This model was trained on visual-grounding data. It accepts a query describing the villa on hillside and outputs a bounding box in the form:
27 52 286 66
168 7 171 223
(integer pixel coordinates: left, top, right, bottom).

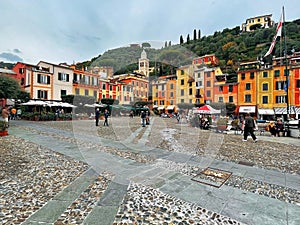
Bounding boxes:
241 14 274 32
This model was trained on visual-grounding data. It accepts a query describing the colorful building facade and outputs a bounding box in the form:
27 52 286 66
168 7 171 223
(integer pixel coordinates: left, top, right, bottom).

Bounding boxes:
151 74 177 111
72 66 99 101
241 14 274 32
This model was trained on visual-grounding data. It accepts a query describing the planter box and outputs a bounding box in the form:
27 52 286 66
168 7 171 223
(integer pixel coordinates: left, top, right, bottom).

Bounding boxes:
217 125 227 131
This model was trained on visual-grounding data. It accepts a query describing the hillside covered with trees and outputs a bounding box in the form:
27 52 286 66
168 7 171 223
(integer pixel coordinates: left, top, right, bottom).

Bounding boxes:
84 18 300 79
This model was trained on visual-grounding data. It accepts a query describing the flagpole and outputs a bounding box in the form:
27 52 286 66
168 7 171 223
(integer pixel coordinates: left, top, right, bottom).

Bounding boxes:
283 6 290 135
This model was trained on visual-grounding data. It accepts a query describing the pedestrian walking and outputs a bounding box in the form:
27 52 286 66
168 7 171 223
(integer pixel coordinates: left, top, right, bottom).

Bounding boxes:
1 105 9 127
176 113 180 123
17 108 22 120
243 113 257 142
146 110 150 125
95 108 100 126
141 110 146 127
10 107 17 120
103 109 109 126
129 110 134 118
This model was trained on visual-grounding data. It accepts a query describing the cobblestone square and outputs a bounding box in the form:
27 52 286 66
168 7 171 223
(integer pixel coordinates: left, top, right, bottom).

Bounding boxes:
1 117 299 225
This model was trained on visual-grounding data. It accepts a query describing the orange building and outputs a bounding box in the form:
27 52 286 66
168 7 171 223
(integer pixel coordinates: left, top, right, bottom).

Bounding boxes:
152 74 177 112
237 61 260 115
113 73 148 104
213 74 238 105
71 66 99 101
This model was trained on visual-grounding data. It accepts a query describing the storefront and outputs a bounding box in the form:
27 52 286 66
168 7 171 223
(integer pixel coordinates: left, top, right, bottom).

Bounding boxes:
274 106 297 120
257 108 275 121
166 105 175 113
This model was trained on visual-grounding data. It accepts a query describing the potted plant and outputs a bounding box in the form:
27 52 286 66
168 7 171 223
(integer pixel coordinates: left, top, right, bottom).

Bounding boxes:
216 117 228 132
0 120 8 136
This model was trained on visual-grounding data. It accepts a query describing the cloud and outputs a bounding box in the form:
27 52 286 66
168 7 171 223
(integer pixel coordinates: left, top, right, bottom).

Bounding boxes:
0 52 23 62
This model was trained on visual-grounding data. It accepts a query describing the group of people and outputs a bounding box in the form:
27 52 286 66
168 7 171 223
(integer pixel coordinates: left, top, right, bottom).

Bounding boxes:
95 108 109 126
141 110 150 127
266 119 285 137
199 117 210 129
1 105 22 123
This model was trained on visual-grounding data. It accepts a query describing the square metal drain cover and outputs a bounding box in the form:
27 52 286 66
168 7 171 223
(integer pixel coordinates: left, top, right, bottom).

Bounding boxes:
192 167 232 188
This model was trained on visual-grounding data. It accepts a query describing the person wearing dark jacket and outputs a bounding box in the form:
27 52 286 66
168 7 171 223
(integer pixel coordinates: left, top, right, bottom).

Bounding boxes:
95 108 100 126
243 113 257 142
103 109 109 126
141 110 146 127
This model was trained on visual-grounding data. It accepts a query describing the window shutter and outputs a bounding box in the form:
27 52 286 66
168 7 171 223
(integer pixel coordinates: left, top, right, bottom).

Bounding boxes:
66 74 69 82
47 76 50 84
37 74 41 83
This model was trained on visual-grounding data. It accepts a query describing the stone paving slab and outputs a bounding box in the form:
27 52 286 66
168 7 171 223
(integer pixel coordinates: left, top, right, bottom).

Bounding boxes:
84 206 119 225
22 199 72 224
287 205 300 225
97 181 128 207
161 151 194 163
53 168 98 201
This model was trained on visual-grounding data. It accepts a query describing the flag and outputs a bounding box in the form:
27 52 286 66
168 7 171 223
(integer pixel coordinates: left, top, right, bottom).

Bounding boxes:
264 12 283 57
284 78 289 92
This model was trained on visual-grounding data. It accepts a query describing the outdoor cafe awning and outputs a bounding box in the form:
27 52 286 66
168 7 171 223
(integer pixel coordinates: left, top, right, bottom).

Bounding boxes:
274 106 296 114
239 106 256 113
166 105 175 110
258 108 274 115
157 106 165 110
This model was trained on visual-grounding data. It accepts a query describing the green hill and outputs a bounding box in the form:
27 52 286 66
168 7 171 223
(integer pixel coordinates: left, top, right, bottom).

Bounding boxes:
80 18 300 76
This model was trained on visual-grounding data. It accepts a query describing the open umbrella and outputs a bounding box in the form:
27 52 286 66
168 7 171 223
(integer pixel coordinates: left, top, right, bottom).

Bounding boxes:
84 103 106 108
193 105 221 114
60 102 77 108
20 100 48 106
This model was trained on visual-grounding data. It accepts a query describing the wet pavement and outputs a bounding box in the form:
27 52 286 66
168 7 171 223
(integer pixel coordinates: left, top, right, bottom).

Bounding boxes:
2 118 300 225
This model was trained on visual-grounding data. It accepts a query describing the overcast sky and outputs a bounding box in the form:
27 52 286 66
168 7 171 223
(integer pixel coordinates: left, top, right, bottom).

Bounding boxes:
0 0 298 65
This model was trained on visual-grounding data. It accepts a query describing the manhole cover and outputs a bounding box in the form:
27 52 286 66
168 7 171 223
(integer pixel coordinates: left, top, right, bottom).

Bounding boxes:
192 167 232 188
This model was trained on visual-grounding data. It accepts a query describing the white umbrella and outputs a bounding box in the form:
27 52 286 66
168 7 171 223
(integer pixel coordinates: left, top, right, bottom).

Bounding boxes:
60 102 77 108
84 103 106 108
84 103 94 108
20 100 47 106
45 101 61 107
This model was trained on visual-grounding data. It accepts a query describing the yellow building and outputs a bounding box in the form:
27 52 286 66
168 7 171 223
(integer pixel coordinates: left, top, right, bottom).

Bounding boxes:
257 64 274 112
152 74 177 112
71 66 99 101
176 65 195 105
241 14 274 32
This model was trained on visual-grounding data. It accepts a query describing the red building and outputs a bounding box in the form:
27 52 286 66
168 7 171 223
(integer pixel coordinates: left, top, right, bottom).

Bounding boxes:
193 54 219 66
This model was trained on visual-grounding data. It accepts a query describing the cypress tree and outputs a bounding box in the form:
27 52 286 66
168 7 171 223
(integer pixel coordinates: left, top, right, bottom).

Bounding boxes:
187 34 190 44
180 35 184 44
